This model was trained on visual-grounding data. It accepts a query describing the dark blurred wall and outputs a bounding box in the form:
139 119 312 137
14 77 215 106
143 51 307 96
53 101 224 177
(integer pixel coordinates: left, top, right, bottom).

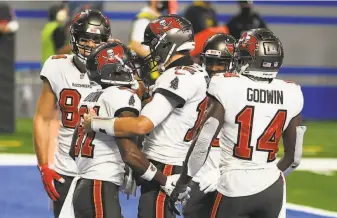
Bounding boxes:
0 3 15 133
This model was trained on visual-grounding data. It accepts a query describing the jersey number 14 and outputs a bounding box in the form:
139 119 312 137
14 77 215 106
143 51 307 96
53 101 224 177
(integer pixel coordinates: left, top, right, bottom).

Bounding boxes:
234 106 287 162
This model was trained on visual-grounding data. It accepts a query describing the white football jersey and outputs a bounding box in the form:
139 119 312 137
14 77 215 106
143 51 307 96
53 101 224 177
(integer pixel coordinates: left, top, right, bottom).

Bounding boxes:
207 73 304 197
74 86 141 185
143 64 209 166
40 54 101 176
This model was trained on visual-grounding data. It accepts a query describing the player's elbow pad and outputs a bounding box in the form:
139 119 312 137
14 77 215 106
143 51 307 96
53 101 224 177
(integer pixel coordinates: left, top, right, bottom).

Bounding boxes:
283 126 306 176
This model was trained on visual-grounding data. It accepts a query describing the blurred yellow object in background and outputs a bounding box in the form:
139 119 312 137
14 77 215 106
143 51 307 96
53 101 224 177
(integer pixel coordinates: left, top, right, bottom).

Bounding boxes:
151 71 160 80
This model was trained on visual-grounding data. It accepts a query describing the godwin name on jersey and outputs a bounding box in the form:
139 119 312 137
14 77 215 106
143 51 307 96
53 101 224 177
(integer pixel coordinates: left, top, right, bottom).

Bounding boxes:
207 73 303 197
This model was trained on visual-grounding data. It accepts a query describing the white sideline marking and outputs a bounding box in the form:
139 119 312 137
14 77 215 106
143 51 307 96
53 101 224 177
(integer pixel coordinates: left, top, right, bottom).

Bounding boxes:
287 203 337 218
0 154 37 165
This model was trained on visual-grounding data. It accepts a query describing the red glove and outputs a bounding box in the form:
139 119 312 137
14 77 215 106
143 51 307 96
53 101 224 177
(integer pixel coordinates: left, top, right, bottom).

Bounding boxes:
38 164 65 201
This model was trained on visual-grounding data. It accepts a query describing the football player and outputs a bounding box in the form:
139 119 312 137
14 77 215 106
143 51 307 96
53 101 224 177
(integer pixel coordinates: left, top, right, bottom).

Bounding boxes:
33 9 111 217
200 33 236 76
58 42 186 218
170 28 306 218
183 33 236 218
83 14 209 218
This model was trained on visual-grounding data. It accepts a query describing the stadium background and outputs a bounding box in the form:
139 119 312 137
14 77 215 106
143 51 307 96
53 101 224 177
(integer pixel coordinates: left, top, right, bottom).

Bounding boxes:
0 1 336 218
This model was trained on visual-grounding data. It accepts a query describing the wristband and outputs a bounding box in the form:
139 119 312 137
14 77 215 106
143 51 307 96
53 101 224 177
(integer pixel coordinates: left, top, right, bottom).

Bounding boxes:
91 117 116 136
140 162 157 181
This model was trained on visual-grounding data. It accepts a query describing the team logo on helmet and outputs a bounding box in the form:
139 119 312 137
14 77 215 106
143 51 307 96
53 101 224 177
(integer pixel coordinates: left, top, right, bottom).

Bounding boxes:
95 45 124 71
226 44 235 55
238 32 258 57
150 17 183 35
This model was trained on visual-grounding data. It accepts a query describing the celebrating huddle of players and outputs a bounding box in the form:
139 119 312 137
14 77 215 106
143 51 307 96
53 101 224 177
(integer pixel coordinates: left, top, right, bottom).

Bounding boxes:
33 9 306 218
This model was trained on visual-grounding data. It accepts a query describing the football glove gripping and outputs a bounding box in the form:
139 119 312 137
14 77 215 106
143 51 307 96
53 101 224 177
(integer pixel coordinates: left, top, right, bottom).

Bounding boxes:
163 174 191 216
121 166 137 199
38 164 65 201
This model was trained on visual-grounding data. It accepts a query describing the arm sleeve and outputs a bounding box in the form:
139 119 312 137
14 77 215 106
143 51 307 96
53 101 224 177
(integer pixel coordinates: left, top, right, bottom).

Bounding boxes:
187 117 220 177
52 27 66 51
130 19 149 43
140 92 178 128
154 72 197 107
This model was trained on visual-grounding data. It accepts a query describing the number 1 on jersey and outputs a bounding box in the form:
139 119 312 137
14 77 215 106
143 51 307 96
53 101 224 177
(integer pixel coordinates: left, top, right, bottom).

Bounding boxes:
74 105 100 158
234 106 287 162
184 97 209 142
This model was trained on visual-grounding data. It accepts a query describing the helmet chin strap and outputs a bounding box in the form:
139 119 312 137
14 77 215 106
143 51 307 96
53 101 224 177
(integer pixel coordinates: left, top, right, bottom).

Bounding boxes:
239 63 249 74
78 56 87 65
131 79 140 90
158 43 177 73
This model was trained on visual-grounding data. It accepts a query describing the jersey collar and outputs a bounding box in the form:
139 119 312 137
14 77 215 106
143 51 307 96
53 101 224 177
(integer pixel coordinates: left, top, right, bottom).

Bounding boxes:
165 55 194 70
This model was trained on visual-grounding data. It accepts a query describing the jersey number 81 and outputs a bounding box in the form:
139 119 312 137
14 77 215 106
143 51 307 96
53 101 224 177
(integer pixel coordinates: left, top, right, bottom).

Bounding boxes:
59 89 82 129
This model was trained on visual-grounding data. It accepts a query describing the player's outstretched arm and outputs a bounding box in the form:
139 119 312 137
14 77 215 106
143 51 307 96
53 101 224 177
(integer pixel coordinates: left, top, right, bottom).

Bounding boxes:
85 92 178 137
278 114 306 176
33 79 64 201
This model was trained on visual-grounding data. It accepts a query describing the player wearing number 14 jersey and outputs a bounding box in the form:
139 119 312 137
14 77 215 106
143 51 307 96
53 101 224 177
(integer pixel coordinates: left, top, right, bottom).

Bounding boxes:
170 28 307 218
33 9 111 218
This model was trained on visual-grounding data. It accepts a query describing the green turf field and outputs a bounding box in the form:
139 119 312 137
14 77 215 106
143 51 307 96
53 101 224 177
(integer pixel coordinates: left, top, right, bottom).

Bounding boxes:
0 119 336 211
287 171 337 212
0 119 34 154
